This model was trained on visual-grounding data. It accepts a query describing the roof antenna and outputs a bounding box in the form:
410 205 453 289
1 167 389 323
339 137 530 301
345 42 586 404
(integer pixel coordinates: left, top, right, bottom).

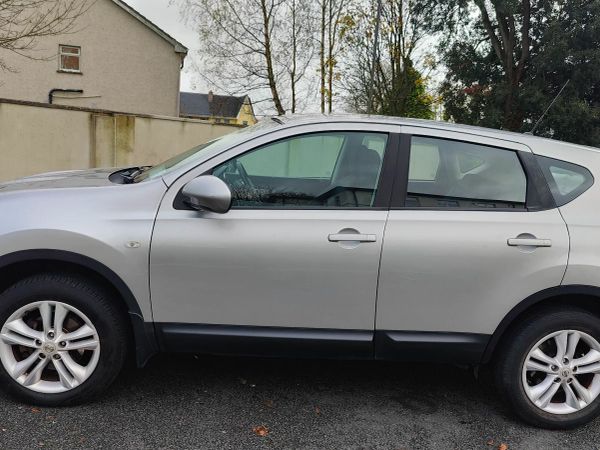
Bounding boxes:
527 79 570 136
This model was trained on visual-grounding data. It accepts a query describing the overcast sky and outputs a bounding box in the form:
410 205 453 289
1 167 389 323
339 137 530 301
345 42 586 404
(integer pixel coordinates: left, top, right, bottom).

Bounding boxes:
125 0 201 93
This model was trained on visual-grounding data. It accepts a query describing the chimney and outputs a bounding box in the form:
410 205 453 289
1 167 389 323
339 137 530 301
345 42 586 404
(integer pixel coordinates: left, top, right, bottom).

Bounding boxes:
208 90 214 103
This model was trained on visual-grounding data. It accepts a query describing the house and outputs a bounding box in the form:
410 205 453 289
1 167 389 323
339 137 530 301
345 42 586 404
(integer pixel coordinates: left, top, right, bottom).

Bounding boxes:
180 91 257 126
0 0 187 117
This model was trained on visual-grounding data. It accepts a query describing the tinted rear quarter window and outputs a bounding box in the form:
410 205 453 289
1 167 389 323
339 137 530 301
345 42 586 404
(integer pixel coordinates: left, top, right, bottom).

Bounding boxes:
536 156 594 206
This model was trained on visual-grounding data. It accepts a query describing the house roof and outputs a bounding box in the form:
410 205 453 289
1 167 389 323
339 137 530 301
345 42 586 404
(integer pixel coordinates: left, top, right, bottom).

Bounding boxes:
180 92 250 119
111 0 188 54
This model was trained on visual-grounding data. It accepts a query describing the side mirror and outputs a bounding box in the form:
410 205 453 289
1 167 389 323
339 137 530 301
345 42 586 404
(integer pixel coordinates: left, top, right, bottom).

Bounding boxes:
182 175 232 214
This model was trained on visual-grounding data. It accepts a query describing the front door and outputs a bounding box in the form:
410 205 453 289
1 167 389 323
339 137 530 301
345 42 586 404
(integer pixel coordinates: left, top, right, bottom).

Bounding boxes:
151 129 396 356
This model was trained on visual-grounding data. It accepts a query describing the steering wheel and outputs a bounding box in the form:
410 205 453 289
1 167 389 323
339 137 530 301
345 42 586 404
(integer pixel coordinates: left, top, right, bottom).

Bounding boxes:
234 160 255 190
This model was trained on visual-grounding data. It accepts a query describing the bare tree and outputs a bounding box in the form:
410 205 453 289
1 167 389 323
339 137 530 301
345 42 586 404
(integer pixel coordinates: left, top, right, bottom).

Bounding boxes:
318 0 352 113
0 0 92 71
181 0 318 115
280 0 315 113
319 0 326 113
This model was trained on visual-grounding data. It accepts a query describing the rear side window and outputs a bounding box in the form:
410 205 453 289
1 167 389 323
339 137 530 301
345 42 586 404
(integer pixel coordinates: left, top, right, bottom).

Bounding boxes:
537 156 594 206
407 137 527 209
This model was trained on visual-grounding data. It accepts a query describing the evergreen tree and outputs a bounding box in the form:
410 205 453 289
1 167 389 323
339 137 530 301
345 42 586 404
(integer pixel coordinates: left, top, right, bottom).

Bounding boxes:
419 0 600 145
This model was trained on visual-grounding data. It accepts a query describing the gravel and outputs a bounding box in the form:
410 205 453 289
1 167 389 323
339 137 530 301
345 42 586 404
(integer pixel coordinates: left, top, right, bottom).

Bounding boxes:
0 354 598 449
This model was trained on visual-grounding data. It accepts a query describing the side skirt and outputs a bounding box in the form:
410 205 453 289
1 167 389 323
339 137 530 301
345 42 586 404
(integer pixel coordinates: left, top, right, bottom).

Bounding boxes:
155 323 490 364
156 323 374 359
375 331 490 364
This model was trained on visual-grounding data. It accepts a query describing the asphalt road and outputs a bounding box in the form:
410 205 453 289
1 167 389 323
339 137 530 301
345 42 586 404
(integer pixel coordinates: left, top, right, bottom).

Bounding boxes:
0 355 599 449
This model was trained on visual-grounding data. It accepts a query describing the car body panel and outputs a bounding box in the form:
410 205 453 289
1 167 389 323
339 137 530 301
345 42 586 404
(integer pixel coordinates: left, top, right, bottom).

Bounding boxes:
0 168 117 191
0 176 166 320
553 156 600 289
151 208 388 329
377 209 569 334
510 132 600 292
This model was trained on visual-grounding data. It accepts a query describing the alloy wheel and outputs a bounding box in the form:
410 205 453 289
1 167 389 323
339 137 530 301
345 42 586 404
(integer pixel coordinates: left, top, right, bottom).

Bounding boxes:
522 330 600 415
0 301 100 394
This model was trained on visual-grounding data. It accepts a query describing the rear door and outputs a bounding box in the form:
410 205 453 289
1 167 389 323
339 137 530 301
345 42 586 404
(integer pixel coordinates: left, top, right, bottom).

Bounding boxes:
376 128 569 359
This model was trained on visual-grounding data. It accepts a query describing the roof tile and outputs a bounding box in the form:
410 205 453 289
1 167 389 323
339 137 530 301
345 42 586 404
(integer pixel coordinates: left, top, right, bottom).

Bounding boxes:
180 92 248 118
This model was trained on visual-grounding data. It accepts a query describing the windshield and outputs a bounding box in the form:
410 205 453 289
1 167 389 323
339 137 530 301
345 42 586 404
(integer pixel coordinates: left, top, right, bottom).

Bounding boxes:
135 120 278 182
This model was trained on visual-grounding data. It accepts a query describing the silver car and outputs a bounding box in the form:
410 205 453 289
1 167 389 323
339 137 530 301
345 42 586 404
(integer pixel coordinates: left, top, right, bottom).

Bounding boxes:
0 115 599 428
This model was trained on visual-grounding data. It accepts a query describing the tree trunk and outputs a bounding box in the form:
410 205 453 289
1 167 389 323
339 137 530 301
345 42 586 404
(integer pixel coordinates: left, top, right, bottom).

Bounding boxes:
320 1 327 114
260 0 286 115
476 0 531 131
290 0 297 114
503 76 524 131
327 0 334 113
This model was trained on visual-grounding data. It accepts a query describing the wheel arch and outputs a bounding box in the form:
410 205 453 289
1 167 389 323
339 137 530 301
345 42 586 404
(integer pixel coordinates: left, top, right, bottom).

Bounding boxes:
0 249 158 366
482 285 600 364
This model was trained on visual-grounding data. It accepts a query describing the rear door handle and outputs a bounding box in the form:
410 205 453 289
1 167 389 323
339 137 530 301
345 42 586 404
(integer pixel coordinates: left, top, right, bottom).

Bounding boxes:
328 233 377 243
507 238 552 247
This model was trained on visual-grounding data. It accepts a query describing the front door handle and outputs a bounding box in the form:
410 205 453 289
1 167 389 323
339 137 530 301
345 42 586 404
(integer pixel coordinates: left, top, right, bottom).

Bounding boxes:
328 233 377 243
507 238 552 247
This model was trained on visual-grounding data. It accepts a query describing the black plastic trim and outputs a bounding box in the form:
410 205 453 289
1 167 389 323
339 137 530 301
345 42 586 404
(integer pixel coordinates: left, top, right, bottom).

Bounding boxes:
390 133 411 208
375 331 490 364
373 132 400 208
156 323 490 364
0 250 158 366
518 151 557 211
157 323 374 359
482 285 600 364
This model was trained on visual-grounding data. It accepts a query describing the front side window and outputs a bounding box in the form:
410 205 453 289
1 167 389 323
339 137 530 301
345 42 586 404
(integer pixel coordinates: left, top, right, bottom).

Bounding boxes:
406 137 527 209
213 132 388 208
59 45 81 72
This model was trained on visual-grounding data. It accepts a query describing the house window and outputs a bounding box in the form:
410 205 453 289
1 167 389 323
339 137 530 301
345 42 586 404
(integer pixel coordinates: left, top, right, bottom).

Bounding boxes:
59 45 81 72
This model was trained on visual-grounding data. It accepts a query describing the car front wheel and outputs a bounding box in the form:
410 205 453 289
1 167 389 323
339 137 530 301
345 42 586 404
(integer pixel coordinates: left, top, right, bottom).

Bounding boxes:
0 273 128 405
496 307 600 429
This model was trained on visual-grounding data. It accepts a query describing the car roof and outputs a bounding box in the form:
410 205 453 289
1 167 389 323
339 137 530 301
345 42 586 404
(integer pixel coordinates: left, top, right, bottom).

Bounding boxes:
274 113 526 138
272 114 600 157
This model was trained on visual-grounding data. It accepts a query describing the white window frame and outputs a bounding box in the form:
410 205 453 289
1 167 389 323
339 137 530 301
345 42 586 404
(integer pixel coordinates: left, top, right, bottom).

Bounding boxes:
58 45 81 73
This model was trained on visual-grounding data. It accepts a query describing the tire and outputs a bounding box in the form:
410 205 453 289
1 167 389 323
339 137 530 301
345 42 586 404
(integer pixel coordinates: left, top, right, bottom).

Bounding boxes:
495 306 600 429
0 273 129 406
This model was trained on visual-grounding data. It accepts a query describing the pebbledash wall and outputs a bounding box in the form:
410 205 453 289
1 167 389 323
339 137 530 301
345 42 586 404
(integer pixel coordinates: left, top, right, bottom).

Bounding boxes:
0 99 240 182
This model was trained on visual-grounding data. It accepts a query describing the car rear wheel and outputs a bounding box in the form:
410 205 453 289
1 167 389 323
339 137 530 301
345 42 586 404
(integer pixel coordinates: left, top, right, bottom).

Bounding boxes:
496 307 600 429
0 273 128 405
